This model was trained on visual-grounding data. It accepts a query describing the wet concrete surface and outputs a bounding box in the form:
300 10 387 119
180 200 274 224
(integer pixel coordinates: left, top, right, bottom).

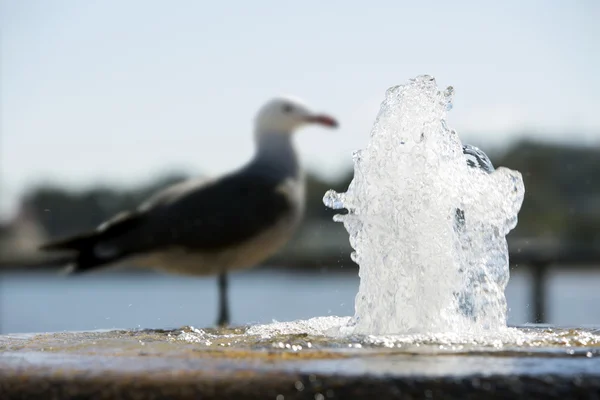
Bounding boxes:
1 326 600 399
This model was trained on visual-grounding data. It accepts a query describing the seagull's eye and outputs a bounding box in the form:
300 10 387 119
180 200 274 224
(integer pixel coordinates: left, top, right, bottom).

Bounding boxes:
282 104 293 114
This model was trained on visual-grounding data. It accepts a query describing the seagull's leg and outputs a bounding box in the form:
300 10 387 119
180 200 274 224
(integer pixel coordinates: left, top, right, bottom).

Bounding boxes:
217 272 230 326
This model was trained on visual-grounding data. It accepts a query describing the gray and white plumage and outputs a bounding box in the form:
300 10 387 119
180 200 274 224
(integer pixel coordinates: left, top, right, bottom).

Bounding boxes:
40 97 338 324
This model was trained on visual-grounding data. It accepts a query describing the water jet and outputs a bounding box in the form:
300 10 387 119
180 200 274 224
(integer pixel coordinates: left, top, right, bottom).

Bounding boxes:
324 75 524 336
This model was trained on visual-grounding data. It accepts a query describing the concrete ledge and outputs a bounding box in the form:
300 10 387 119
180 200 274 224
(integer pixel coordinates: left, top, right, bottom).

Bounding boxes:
1 329 600 399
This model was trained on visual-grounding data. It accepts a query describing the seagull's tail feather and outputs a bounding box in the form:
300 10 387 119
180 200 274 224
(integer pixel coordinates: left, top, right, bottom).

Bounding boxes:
40 211 144 274
39 232 97 252
39 231 123 274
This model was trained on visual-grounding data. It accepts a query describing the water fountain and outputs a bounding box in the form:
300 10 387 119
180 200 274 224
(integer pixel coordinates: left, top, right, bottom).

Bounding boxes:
1 76 599 399
322 75 524 335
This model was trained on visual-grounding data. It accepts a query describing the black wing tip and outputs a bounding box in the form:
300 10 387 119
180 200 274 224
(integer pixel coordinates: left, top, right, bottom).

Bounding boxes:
38 242 61 252
38 242 76 253
38 232 96 253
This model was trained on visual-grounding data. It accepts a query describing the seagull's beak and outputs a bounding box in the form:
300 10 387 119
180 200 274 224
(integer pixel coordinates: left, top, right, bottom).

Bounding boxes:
305 113 339 128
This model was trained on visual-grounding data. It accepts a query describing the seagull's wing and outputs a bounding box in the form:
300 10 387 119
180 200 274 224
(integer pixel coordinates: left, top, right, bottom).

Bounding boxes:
140 171 295 252
40 170 295 272
37 178 215 254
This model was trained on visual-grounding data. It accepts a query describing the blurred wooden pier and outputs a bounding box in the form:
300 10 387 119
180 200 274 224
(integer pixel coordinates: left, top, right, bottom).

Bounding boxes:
509 239 600 324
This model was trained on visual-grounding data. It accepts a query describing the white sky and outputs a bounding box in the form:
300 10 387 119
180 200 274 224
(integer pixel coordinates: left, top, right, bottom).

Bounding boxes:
1 0 599 219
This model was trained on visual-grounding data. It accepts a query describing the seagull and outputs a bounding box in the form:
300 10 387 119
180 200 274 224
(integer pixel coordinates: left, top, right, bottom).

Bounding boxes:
39 97 338 326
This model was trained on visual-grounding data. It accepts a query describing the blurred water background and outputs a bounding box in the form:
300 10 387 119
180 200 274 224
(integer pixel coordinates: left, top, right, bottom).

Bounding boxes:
3 268 600 334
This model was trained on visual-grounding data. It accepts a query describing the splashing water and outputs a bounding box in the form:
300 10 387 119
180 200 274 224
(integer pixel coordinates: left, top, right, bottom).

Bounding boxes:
323 75 525 335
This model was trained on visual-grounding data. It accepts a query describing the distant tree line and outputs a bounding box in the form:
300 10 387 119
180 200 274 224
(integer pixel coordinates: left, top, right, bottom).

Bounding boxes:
496 140 600 243
20 140 600 246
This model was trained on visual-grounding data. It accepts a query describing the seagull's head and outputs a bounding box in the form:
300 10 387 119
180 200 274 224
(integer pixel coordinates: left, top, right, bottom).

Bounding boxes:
254 96 338 137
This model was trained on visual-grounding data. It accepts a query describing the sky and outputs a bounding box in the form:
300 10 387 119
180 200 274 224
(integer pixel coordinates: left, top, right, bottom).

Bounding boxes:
1 0 599 220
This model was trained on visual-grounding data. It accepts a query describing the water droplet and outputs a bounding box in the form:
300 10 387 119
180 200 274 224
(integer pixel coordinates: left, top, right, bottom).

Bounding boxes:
444 86 455 111
385 85 401 98
322 190 345 209
332 214 346 223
